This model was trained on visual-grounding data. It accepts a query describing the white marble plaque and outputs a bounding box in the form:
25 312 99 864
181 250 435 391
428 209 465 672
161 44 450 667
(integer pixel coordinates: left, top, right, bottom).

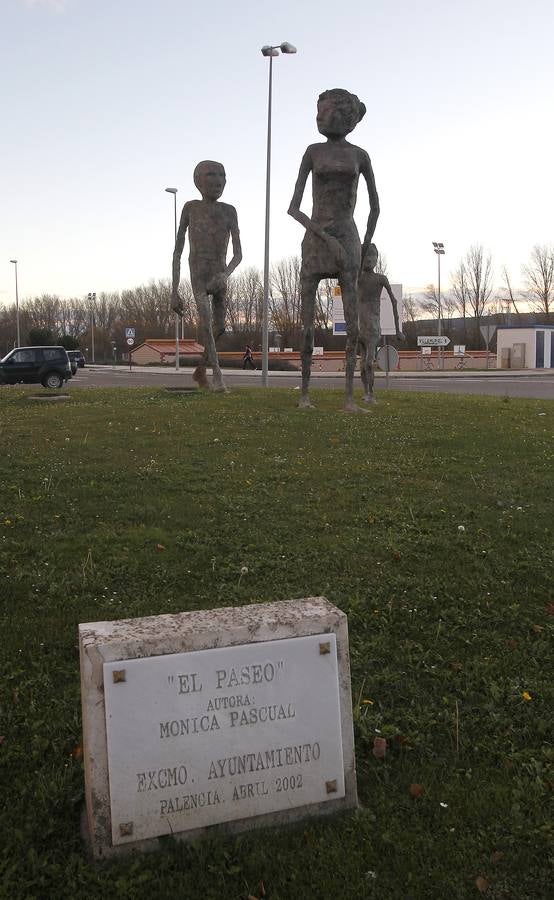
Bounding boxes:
104 634 345 845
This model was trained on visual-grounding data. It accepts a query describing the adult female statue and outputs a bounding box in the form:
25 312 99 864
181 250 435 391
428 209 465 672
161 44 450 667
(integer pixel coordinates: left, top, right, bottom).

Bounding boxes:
288 88 379 411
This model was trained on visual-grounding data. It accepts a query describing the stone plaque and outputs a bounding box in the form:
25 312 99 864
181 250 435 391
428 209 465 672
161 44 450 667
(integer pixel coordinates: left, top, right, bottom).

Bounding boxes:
79 598 357 857
104 634 344 845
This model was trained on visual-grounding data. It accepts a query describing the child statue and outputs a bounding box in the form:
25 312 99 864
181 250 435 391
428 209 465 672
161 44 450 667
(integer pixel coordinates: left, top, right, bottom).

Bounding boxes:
358 243 404 403
288 88 379 411
171 161 242 391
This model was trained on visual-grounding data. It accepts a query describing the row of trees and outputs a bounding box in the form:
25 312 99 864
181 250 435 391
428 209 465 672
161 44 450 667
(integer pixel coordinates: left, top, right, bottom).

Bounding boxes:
402 244 554 347
1 244 552 357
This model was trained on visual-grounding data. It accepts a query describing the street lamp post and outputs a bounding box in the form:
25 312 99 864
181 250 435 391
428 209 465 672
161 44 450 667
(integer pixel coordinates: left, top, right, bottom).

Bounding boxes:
261 41 297 387
87 292 96 363
9 260 20 347
165 187 180 372
432 242 445 369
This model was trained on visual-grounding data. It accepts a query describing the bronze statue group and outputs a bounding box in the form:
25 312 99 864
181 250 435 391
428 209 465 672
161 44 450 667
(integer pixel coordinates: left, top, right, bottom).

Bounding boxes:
171 89 404 411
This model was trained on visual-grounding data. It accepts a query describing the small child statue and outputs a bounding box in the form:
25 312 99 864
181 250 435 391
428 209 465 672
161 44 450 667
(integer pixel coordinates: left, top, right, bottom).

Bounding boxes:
171 161 242 391
358 243 404 403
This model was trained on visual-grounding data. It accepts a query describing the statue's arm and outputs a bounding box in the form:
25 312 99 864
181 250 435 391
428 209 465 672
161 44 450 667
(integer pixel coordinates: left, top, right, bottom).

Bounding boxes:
225 207 242 277
382 275 404 339
172 203 190 305
287 148 329 241
360 151 380 247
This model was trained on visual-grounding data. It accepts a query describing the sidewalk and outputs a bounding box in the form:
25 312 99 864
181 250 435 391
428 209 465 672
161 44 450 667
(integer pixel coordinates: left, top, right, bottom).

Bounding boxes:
89 364 554 379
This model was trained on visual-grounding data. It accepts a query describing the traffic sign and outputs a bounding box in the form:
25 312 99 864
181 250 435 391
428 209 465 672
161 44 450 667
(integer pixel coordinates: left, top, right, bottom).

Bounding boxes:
417 335 450 347
126 337 135 346
125 327 136 339
453 345 466 356
376 344 399 371
480 324 496 347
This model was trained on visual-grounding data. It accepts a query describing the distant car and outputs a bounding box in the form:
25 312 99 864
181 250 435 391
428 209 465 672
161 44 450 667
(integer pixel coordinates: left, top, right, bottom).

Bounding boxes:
0 346 72 389
67 350 86 369
67 355 78 376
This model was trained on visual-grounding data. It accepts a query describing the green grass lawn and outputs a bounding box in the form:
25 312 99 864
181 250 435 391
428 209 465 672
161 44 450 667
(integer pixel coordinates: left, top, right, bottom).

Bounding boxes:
0 387 552 899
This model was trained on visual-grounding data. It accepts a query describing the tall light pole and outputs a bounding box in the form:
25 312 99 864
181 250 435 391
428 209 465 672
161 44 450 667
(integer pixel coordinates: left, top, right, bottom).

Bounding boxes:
9 260 20 347
87 292 96 363
165 187 180 372
433 242 445 369
261 41 297 387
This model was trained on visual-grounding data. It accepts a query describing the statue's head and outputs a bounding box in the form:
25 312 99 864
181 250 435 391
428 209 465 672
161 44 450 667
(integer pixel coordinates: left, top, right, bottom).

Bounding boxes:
193 160 226 200
316 89 366 138
362 242 378 271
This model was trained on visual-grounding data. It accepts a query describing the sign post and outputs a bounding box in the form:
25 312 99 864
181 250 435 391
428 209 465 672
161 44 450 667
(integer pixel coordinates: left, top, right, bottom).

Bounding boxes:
376 343 399 390
417 335 450 369
125 329 136 372
480 324 497 370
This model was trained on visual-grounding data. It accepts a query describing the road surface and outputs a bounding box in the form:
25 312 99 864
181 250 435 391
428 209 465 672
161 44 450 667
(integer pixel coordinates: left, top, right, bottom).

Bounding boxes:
62 366 554 400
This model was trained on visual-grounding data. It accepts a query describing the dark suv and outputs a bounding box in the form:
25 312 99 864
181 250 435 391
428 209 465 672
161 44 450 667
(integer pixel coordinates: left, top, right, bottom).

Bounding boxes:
67 350 86 369
0 346 72 389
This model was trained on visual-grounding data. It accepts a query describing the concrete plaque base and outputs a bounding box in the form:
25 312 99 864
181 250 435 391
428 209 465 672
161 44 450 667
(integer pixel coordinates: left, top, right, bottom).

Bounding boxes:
79 598 357 858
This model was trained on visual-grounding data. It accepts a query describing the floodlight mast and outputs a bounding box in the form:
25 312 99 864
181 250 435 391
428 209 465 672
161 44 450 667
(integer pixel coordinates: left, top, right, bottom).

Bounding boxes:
260 41 297 387
433 242 446 369
166 187 180 370
9 259 20 347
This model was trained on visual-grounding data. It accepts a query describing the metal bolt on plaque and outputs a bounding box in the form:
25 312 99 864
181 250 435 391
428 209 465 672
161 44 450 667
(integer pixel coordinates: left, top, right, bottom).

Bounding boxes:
119 822 134 837
325 780 338 794
319 642 331 655
112 670 126 683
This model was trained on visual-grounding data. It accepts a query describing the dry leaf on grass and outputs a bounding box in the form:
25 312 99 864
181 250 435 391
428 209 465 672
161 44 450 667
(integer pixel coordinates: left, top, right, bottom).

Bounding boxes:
475 875 489 893
372 736 387 759
409 783 425 798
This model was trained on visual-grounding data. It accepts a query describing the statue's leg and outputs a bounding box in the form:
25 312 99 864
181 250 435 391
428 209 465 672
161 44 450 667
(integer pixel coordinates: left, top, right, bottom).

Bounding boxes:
194 293 222 390
366 335 378 402
210 293 228 392
358 335 369 396
340 274 365 412
299 274 318 408
212 293 226 343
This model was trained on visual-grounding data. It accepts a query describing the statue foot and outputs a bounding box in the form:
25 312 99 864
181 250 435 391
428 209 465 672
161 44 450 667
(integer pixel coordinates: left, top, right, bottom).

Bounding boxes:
192 366 209 389
211 381 229 394
344 400 370 414
298 395 315 409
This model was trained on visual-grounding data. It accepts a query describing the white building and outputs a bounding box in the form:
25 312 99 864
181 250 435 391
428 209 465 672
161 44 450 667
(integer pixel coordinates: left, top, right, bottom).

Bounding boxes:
496 325 554 369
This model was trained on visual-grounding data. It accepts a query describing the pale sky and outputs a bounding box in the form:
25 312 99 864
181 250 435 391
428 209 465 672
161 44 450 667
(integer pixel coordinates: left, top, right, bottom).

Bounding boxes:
1 0 553 305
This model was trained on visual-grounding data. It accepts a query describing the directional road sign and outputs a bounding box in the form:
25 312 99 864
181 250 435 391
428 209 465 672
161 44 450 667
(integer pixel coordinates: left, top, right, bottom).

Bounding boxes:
125 327 136 339
417 335 450 347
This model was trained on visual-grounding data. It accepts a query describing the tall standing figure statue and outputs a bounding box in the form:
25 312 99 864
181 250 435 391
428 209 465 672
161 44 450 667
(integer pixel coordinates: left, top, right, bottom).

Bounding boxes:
172 161 242 391
288 89 379 411
358 243 404 404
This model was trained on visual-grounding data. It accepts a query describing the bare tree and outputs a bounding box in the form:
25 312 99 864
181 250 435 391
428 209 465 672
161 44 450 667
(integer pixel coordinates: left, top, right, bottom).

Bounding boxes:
420 283 440 320
314 278 335 333
463 244 494 328
375 251 388 276
420 284 456 325
227 266 263 334
522 244 554 315
402 293 420 323
500 265 521 317
451 262 471 338
270 256 302 344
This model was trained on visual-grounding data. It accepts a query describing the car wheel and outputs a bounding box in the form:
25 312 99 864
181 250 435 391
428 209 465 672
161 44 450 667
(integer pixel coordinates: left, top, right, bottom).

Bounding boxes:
43 372 63 389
